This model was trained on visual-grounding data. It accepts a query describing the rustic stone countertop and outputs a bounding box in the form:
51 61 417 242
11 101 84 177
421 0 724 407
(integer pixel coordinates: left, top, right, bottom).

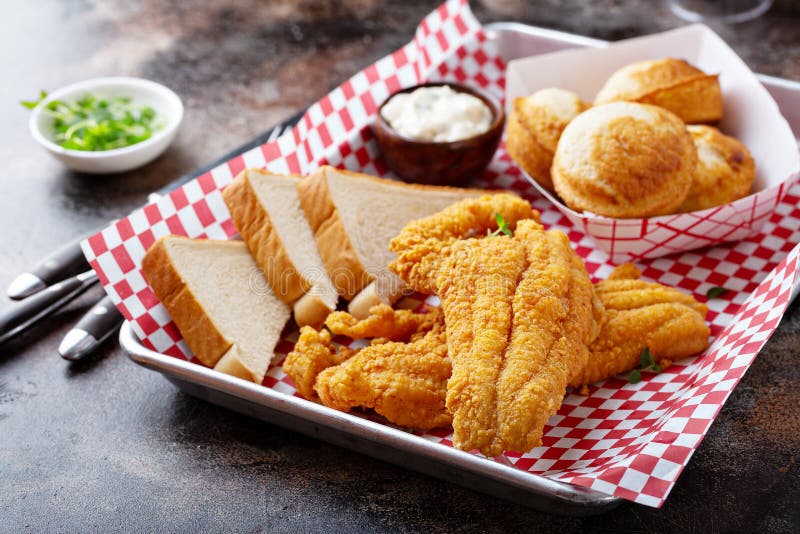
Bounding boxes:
1 1 798 531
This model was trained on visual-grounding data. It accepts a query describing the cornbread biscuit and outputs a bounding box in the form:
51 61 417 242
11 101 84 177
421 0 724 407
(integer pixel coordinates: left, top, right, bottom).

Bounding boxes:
506 88 589 191
678 125 755 212
595 58 723 124
551 102 696 218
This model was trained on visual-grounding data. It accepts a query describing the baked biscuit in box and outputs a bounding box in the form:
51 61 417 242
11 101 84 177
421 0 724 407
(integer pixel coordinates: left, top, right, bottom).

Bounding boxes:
505 24 800 263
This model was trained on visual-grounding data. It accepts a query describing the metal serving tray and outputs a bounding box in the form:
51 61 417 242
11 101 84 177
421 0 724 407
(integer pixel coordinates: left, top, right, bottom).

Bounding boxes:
121 23 800 515
121 321 620 515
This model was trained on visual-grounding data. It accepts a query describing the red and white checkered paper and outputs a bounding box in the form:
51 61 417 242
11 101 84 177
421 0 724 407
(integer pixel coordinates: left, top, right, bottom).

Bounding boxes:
82 0 800 507
528 174 800 263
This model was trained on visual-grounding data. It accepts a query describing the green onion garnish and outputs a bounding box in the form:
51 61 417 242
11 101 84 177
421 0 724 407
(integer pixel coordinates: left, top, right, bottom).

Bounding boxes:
22 90 163 152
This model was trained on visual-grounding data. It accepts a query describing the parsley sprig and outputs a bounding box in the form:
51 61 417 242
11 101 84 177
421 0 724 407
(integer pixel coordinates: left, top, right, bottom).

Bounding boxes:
22 90 163 151
487 213 513 237
628 348 662 384
706 286 728 299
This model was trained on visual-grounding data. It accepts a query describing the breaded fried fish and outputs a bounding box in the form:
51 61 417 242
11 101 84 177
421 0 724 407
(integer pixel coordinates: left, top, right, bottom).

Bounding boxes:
282 327 356 402
315 322 451 430
570 264 710 387
496 221 601 453
390 196 600 455
324 304 442 342
390 193 539 295
283 306 450 429
434 234 528 453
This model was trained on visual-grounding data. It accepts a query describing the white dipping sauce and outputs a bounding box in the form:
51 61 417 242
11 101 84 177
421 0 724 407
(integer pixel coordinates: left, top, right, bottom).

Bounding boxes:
380 85 493 143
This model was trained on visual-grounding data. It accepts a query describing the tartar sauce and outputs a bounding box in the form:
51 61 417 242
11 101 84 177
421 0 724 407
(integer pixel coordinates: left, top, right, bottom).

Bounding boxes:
380 85 493 143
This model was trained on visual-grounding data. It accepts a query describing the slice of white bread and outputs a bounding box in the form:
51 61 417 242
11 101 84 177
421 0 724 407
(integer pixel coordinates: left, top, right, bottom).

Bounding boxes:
298 166 486 303
141 236 291 383
223 169 338 327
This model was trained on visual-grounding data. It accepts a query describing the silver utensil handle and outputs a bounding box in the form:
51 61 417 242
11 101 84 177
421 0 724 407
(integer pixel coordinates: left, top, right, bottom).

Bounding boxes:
59 295 124 361
7 238 90 300
0 271 98 344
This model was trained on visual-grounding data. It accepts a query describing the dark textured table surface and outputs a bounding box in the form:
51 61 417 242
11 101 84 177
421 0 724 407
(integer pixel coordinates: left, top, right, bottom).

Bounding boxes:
2 1 799 532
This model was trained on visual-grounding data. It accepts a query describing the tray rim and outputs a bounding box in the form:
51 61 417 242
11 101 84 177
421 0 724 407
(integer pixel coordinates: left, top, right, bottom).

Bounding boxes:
116 21 800 513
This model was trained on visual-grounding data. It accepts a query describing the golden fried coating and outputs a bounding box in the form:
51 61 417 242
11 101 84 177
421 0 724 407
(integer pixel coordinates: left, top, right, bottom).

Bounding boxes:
325 304 441 341
390 193 538 295
495 221 601 453
283 327 356 401
283 306 451 429
315 322 451 430
435 234 528 454
606 262 642 281
390 196 598 455
678 125 756 213
570 264 710 387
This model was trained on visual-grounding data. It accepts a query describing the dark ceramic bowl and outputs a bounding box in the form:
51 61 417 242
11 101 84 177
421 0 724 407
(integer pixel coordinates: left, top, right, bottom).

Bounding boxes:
373 82 505 186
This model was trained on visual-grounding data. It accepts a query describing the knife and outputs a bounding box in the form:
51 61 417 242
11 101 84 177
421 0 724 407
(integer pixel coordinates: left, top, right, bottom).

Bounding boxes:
55 114 303 359
7 111 304 301
0 270 98 344
58 294 124 361
7 238 91 300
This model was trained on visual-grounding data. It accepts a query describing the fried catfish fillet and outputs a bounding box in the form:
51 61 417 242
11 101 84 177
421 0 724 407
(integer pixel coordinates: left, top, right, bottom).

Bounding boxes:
282 306 450 429
434 235 528 454
390 193 539 294
389 196 599 455
570 264 710 387
315 321 451 430
324 304 441 342
495 222 601 454
282 327 356 402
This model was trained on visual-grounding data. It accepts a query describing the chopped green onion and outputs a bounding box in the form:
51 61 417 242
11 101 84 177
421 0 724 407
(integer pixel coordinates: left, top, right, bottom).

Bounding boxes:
640 347 653 368
629 347 663 384
21 89 48 110
22 90 163 151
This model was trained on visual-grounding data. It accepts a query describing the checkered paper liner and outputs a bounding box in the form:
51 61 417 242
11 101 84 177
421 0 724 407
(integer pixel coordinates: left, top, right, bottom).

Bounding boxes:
526 173 800 264
82 0 800 507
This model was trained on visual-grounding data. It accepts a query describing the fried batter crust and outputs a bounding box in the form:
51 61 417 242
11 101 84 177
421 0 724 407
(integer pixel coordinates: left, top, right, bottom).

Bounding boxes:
389 193 538 295
496 222 601 453
283 307 451 430
315 322 452 430
390 196 598 455
570 264 710 387
435 235 528 454
325 304 441 341
283 327 356 402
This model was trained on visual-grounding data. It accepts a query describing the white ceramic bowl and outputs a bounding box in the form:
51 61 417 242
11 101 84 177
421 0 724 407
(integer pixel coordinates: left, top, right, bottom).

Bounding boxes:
29 77 183 174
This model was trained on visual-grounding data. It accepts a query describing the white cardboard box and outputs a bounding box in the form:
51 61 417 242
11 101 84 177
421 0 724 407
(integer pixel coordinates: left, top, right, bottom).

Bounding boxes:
505 24 800 262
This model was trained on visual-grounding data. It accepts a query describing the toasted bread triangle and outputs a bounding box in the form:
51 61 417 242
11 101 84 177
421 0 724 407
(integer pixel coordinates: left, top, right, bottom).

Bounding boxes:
224 169 338 327
141 236 290 383
298 166 486 300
